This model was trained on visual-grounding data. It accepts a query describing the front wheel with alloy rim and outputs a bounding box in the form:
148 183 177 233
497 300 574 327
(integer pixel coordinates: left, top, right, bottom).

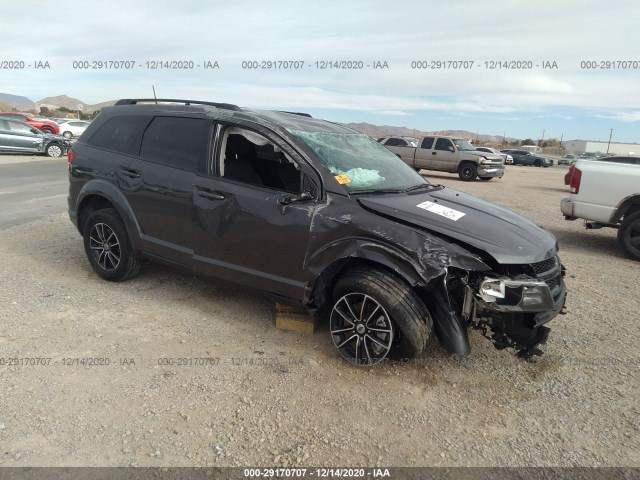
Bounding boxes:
617 210 640 261
45 143 63 157
457 163 477 181
82 208 142 281
329 267 433 365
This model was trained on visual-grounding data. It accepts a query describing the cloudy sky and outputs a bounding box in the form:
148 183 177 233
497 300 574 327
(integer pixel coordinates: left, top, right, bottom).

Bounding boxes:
2 0 640 141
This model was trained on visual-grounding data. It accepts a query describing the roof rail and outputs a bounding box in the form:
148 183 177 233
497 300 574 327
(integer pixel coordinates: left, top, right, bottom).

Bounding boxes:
278 111 312 118
114 99 241 111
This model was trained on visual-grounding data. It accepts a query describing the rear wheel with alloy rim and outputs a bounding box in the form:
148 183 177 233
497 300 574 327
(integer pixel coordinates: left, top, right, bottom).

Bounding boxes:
82 208 142 281
330 267 433 365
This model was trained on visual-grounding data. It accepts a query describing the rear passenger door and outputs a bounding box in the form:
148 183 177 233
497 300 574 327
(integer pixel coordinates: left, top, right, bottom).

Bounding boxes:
414 136 435 168
124 116 211 266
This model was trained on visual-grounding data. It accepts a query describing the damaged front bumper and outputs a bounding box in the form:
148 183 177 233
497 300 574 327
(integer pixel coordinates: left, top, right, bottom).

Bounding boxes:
459 261 567 358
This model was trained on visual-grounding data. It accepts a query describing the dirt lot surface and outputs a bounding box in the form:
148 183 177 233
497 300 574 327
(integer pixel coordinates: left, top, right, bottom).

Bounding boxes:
0 160 638 467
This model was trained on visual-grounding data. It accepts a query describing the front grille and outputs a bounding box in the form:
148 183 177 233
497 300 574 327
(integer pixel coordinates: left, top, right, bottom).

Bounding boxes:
531 256 557 275
545 276 560 291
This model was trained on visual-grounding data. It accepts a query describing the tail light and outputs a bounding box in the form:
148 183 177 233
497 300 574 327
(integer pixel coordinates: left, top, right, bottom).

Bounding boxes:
67 148 76 167
570 167 581 194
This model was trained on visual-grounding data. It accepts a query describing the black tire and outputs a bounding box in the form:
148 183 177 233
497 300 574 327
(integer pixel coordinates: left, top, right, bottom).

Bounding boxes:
45 143 63 157
329 267 433 365
617 210 640 261
534 159 542 167
479 176 493 181
457 162 477 181
82 208 142 281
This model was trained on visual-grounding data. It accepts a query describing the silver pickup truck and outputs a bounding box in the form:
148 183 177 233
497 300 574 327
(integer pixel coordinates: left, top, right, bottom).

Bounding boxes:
561 156 640 260
379 135 505 182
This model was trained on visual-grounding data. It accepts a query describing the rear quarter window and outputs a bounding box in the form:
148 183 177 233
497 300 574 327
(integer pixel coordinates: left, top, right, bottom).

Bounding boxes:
87 115 150 155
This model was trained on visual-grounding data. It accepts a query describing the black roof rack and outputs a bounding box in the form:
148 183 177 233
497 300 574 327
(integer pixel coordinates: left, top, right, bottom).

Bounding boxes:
278 110 312 118
114 99 241 111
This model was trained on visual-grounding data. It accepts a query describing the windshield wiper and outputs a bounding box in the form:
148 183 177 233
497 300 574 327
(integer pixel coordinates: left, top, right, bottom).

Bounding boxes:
403 183 443 193
349 188 405 195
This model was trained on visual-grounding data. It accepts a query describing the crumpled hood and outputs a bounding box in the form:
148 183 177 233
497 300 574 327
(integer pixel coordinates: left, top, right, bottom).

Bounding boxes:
464 150 502 161
358 187 557 264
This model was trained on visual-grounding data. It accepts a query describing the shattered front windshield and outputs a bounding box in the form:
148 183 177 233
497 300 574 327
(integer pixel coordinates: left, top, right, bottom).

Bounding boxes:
452 139 475 151
288 130 427 192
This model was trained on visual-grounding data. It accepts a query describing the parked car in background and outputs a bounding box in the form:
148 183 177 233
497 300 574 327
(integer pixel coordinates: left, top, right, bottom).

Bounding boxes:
377 136 419 159
566 155 640 183
58 120 91 139
558 154 575 165
561 159 640 260
0 118 71 156
501 149 553 167
476 146 513 164
383 135 505 181
0 112 60 134
68 98 565 363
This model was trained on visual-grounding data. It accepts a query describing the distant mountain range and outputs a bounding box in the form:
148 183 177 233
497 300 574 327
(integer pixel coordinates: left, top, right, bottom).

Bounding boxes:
0 92 516 143
344 123 517 144
0 93 116 112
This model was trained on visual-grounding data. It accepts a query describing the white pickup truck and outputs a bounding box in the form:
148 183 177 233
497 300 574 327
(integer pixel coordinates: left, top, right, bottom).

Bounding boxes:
560 157 640 260
379 135 504 182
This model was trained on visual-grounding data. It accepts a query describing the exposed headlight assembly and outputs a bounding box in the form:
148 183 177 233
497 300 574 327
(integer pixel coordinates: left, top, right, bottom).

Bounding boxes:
478 276 554 312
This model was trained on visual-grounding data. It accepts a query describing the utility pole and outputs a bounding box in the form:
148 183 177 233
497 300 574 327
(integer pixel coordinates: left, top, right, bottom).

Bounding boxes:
606 129 613 153
502 130 506 147
540 129 545 148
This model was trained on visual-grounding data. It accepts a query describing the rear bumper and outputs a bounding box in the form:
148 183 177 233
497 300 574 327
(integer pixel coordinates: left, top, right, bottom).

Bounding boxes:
560 198 574 218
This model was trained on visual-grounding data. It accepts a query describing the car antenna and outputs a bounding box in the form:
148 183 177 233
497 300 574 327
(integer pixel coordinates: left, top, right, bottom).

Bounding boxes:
152 85 158 104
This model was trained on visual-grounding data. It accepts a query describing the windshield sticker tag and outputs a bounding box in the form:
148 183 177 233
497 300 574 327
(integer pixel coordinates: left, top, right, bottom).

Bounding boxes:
334 174 351 185
416 201 465 221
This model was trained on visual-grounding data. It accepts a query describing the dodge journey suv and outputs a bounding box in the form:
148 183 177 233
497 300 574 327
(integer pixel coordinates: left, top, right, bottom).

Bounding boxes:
68 99 567 365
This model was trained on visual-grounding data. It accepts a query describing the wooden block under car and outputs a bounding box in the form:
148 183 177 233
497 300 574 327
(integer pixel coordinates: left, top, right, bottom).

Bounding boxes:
275 303 317 334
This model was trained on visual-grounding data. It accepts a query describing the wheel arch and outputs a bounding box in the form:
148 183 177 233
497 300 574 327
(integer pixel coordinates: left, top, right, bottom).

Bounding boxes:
611 194 640 224
75 182 143 251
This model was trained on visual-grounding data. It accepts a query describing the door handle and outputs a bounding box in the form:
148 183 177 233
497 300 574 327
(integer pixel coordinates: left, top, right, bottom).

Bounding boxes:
432 152 437 155
197 190 225 201
119 166 141 178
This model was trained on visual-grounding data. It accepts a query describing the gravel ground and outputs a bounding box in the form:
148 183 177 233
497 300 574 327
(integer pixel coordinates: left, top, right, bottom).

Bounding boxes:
0 163 638 467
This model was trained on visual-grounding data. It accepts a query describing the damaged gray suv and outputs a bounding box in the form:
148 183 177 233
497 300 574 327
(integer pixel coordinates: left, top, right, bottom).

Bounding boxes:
68 99 567 365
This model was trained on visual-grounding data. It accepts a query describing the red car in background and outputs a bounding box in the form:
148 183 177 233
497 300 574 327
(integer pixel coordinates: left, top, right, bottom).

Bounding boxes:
0 112 60 134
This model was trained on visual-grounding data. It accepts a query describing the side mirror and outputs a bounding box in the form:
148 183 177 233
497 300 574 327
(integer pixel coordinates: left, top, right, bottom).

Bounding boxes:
448 146 455 152
30 128 40 135
278 190 314 206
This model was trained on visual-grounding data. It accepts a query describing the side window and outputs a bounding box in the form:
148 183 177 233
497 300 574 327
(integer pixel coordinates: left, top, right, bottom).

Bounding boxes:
0 120 9 131
8 121 33 133
420 137 435 149
140 116 209 172
385 138 405 147
434 138 453 151
220 127 301 193
88 115 150 155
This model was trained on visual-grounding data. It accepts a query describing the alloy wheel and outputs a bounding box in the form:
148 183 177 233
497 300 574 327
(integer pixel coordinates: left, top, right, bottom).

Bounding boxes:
89 223 121 271
330 293 394 365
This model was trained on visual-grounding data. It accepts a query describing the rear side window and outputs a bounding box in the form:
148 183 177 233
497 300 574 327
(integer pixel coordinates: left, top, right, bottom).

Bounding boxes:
140 116 209 172
420 137 435 149
88 115 149 155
